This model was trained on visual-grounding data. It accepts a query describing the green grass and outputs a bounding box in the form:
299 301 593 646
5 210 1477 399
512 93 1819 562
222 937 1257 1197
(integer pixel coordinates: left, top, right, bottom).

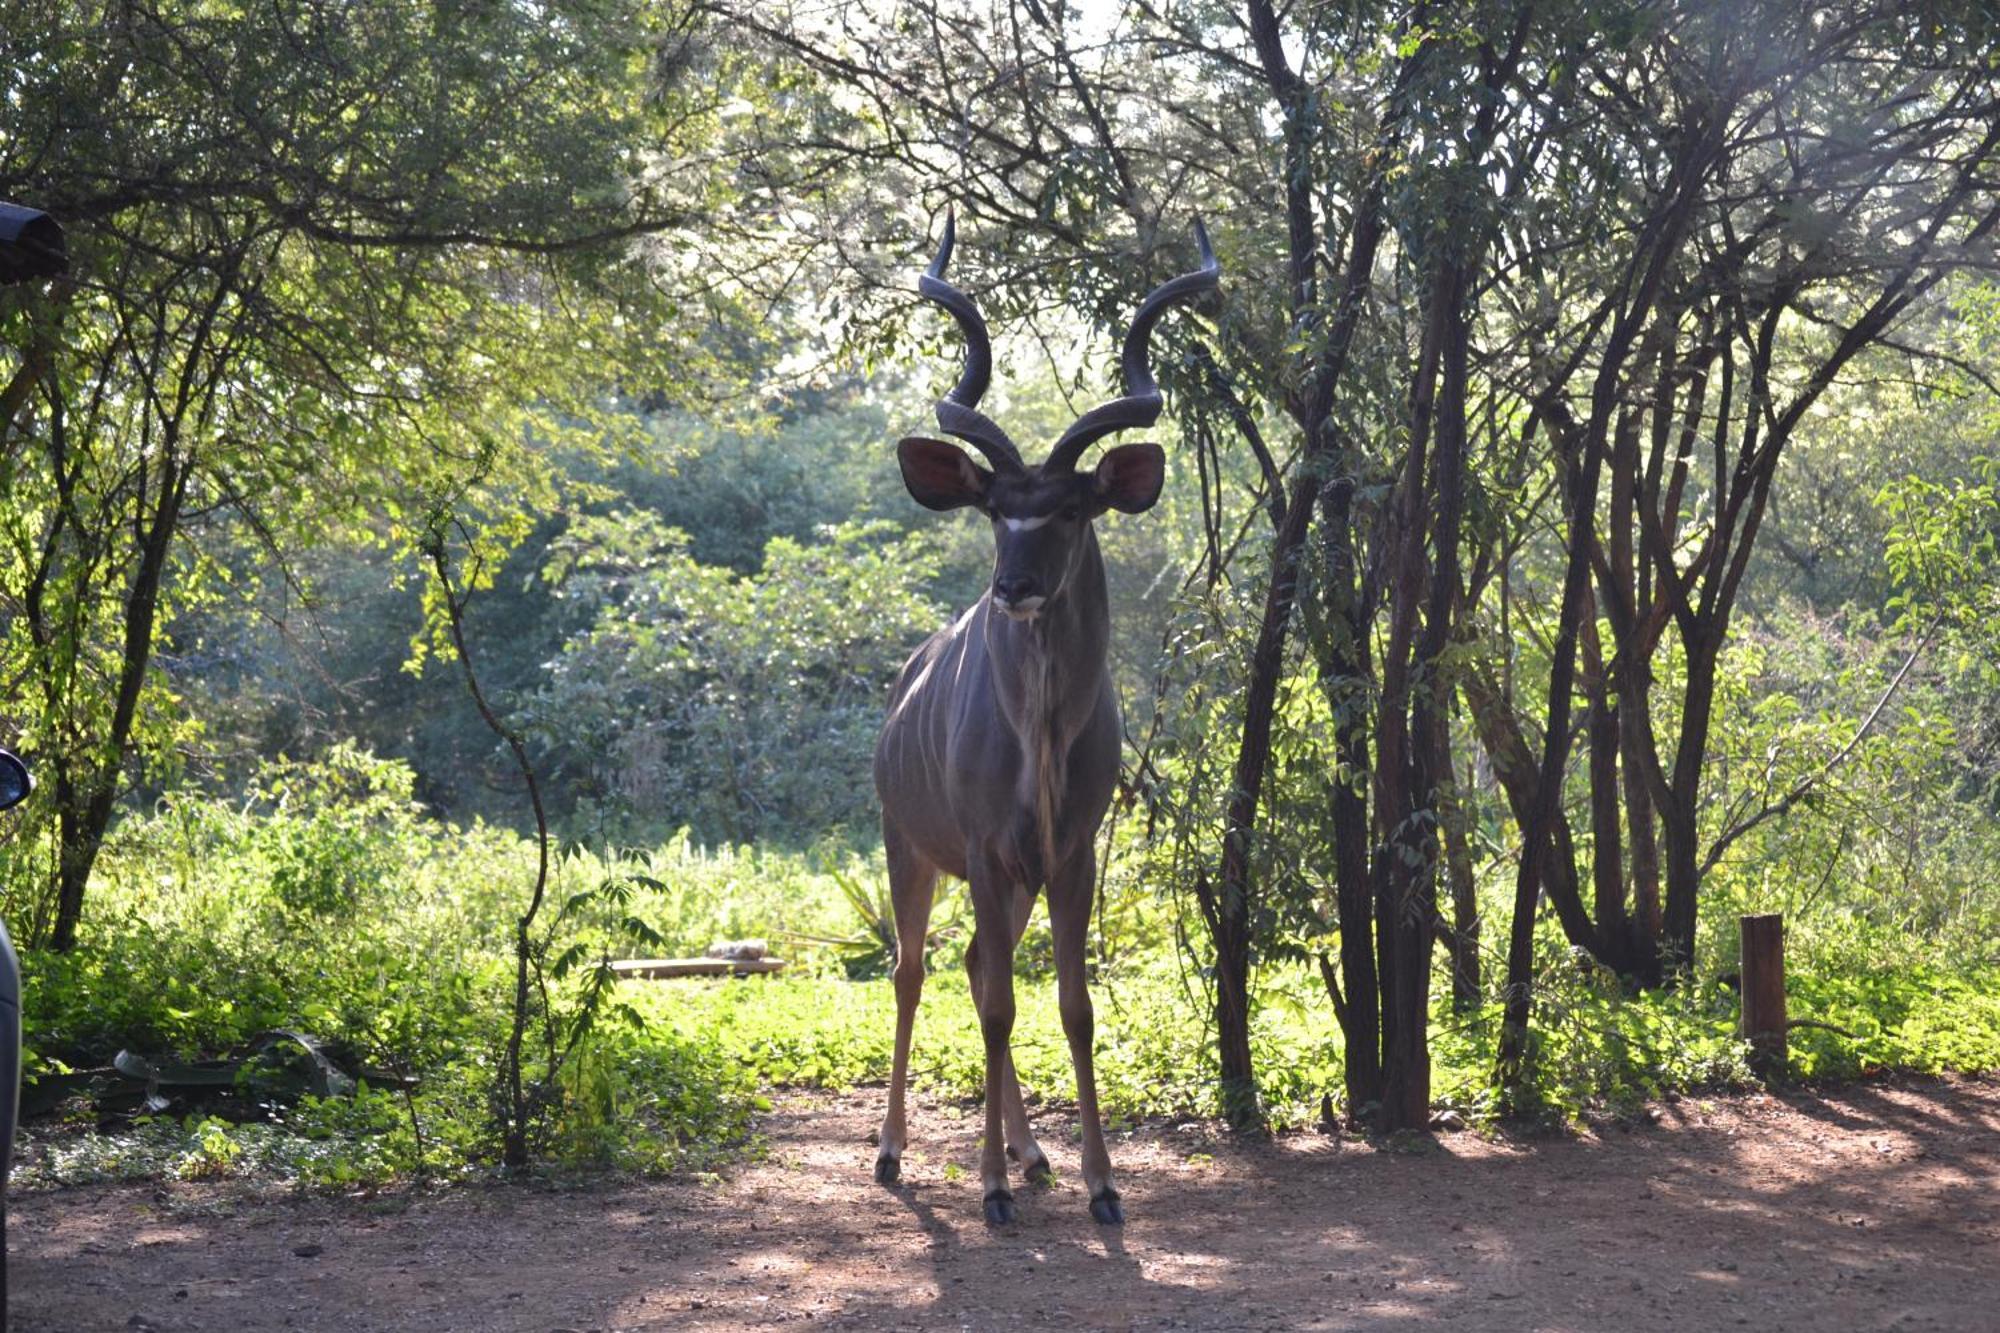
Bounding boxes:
652 954 1730 1131
1786 967 2000 1078
646 958 1227 1124
14 749 2000 1188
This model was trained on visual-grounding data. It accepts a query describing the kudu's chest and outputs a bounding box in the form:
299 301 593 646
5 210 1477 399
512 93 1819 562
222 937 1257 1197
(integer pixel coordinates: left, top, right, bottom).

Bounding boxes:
875 602 1120 885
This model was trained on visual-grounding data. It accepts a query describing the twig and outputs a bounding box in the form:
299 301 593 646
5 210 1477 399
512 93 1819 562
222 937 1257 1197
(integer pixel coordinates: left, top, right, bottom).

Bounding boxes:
425 519 552 1172
1787 1018 1860 1039
1698 614 1942 881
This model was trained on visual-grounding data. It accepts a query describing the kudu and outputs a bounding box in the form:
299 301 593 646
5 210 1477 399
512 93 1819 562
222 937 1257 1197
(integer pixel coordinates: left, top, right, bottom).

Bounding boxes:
873 215 1217 1226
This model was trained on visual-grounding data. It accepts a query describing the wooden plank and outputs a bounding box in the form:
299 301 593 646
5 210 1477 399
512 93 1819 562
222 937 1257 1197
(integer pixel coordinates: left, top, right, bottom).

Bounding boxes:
1740 913 1787 1079
610 957 787 979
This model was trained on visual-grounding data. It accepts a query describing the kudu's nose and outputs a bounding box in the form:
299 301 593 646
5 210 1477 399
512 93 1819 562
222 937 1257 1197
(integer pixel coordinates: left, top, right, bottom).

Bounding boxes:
993 575 1039 606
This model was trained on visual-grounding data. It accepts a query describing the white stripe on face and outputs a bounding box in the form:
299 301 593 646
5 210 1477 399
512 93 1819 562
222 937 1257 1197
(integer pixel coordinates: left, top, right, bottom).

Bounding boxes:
1002 513 1054 532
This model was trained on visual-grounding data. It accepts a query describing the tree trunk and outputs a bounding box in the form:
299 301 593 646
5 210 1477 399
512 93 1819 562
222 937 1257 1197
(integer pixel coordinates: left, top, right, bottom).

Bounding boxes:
1332 759 1381 1110
1380 260 1472 1132
1377 855 1436 1130
1212 0 1390 1126
1582 639 1633 975
1661 641 1718 972
1211 484 1316 1127
1208 863 1258 1127
1437 729 1480 1012
48 455 189 950
50 776 89 953
1620 681 1663 984
1313 479 1382 1114
1496 417 1610 1089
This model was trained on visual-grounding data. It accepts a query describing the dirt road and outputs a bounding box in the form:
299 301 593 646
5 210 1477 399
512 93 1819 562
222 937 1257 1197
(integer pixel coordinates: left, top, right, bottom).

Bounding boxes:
11 1075 1999 1331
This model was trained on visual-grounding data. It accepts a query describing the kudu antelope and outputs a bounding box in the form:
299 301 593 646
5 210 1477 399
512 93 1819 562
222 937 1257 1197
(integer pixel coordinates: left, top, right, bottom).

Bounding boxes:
873 215 1218 1226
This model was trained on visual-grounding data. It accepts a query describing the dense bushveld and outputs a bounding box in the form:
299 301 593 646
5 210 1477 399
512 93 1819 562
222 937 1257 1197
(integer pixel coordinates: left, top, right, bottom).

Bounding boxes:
19 734 2000 1187
12 346 2000 1188
18 450 2000 1182
7 0 2000 1186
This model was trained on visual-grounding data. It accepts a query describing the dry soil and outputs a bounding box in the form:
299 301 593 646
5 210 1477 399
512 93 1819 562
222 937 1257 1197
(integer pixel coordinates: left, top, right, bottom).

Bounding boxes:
10 1074 2000 1331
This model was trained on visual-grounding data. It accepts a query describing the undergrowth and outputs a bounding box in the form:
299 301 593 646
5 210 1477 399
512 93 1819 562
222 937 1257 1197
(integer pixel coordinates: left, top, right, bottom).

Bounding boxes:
13 749 1998 1189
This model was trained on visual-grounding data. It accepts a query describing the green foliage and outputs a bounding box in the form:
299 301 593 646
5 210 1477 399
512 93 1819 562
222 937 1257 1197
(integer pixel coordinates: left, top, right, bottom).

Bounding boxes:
23 746 487 1069
646 954 1224 1125
1698 605 2000 965
1438 957 1753 1126
19 749 755 1186
21 740 2000 1189
1880 458 2000 638
653 934 1998 1135
1786 968 2000 1080
0 0 783 941
828 866 897 980
615 401 916 574
163 389 963 832
531 512 958 843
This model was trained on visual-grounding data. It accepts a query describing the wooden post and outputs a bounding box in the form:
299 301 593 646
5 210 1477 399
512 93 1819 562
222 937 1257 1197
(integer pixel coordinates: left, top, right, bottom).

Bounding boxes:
1740 913 1786 1079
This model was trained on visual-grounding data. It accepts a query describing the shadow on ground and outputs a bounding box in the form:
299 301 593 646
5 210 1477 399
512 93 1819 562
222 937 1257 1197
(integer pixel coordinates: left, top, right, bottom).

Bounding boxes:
11 1074 1999 1331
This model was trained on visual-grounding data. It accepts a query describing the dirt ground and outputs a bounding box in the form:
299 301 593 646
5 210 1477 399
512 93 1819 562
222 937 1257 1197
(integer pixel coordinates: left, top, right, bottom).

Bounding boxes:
10 1074 1999 1332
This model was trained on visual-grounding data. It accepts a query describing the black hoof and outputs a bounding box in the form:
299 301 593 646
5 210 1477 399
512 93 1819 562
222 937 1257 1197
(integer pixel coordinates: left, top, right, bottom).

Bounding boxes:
874 1153 900 1185
1089 1189 1124 1226
1022 1152 1055 1187
983 1190 1018 1226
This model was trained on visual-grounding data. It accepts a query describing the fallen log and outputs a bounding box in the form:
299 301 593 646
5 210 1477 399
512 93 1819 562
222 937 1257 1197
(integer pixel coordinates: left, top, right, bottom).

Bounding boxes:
610 956 787 979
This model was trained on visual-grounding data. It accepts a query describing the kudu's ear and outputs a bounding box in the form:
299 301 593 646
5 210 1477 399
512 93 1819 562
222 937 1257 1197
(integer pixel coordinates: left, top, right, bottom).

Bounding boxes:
898 437 992 512
1092 442 1165 515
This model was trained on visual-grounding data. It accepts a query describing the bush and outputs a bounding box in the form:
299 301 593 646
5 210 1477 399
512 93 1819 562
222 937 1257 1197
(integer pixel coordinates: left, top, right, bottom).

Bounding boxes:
21 741 2000 1190
18 746 756 1186
530 513 963 845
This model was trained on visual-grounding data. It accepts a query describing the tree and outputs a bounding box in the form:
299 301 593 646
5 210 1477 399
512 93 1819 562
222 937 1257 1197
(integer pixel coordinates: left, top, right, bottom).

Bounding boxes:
718 0 1519 1129
0 0 766 946
1483 1 2000 1086
530 512 954 844
708 0 2000 1127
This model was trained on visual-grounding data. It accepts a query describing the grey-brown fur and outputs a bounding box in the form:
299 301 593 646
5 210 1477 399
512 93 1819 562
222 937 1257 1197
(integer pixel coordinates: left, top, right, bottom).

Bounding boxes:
868 216 1216 1226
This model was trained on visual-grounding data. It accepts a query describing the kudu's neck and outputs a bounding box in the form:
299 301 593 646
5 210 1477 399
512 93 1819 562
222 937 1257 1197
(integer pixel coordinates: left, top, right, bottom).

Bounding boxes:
984 528 1110 715
982 529 1107 882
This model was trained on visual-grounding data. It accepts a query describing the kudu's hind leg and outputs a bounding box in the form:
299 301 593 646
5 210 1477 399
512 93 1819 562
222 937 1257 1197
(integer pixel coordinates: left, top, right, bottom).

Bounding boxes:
963 888 1051 1186
1050 849 1121 1224
874 823 937 1186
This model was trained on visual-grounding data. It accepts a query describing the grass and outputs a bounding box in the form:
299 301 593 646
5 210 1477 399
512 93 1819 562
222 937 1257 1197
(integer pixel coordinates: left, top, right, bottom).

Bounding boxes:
12 749 2000 1189
643 957 1226 1124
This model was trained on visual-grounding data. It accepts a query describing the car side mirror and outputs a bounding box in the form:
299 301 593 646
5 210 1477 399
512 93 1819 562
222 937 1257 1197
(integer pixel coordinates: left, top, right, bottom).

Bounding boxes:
0 202 67 285
0 751 29 813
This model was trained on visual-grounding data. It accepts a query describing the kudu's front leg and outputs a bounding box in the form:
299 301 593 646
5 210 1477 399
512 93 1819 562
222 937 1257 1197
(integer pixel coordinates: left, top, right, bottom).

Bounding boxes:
963 887 1051 1185
1050 848 1121 1224
967 853 1021 1225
